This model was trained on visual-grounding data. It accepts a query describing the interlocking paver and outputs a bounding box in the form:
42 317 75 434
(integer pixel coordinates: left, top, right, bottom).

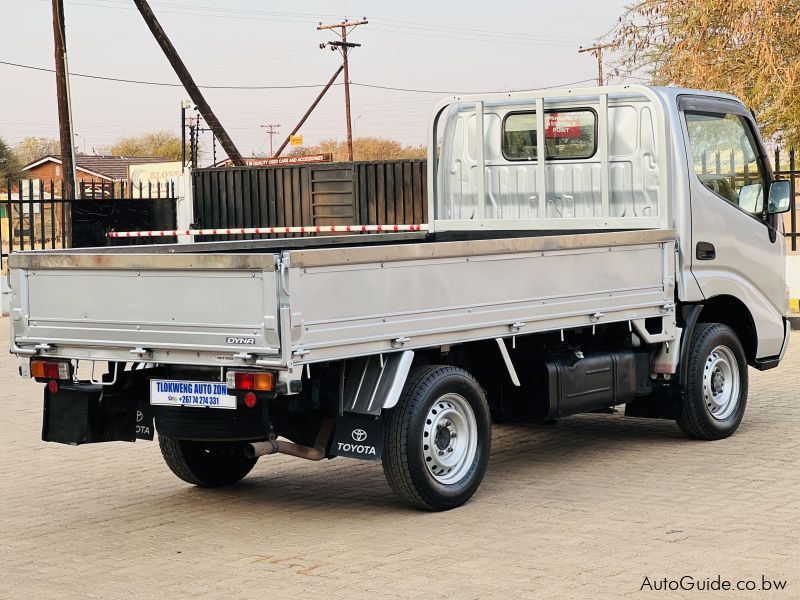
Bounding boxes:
1 316 797 599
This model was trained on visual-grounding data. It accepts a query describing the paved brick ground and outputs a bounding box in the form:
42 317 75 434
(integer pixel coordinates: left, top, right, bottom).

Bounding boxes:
1 317 798 599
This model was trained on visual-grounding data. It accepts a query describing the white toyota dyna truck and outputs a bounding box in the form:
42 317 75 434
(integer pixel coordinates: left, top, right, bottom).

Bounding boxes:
7 85 792 510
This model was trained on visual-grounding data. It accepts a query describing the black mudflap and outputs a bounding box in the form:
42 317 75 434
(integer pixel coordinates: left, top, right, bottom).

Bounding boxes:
330 414 384 461
136 400 155 440
43 384 137 445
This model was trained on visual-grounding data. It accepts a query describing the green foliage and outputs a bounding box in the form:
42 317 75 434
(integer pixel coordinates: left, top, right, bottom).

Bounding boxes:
288 137 427 161
109 130 185 160
12 137 61 166
0 137 23 182
608 0 800 146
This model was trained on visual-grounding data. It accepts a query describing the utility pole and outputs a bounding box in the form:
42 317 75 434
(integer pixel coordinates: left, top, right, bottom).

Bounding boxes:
579 44 609 86
318 18 367 161
51 0 77 203
132 0 245 166
261 123 281 157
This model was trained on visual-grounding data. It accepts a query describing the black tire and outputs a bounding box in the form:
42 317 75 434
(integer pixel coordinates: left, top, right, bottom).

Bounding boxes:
382 365 491 511
676 323 748 440
158 434 258 487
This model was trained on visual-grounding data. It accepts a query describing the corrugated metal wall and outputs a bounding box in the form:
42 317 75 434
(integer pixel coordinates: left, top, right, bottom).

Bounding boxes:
192 160 427 241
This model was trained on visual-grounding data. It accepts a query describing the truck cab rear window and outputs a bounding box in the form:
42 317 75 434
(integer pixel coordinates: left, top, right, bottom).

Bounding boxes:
502 110 597 160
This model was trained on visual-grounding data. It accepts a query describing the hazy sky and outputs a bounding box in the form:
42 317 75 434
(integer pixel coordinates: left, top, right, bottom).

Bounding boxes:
0 0 630 160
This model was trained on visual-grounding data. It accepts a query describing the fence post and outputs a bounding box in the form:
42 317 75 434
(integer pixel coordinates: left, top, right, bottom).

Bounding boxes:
175 168 194 244
791 148 797 252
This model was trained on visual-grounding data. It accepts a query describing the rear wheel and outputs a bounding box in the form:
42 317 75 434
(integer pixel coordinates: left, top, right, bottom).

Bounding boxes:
158 434 258 487
676 323 748 440
382 365 491 511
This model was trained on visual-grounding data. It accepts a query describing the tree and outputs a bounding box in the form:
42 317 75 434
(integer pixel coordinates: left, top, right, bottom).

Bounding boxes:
0 137 23 182
109 130 185 160
607 0 800 146
288 136 426 161
12 137 61 167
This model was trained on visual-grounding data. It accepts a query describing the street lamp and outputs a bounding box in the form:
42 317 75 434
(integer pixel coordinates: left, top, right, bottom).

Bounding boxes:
73 133 86 155
180 100 192 171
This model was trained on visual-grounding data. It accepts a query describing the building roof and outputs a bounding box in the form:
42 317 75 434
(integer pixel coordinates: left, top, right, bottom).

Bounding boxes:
23 155 168 181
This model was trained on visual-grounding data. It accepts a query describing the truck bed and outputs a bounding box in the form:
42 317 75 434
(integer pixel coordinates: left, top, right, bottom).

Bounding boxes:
8 229 676 368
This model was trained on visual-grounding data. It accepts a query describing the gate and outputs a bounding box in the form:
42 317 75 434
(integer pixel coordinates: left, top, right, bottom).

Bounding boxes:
774 148 799 252
191 160 427 241
1 178 177 271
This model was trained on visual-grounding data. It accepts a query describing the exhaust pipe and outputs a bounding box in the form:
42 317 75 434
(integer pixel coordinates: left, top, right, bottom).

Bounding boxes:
244 440 325 461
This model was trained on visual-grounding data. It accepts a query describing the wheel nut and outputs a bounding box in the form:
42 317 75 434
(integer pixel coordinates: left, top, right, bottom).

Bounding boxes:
447 447 453 453
450 432 457 439
438 450 444 456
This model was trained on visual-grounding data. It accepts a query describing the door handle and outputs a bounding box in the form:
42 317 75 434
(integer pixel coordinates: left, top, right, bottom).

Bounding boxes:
696 241 716 260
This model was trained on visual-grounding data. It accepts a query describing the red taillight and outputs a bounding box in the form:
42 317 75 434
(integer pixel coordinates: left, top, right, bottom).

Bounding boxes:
31 359 72 381
236 372 255 390
47 380 59 393
244 392 257 408
226 370 275 392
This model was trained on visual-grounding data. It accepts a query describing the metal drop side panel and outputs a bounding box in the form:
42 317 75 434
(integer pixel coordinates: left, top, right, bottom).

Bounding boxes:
9 253 281 366
284 230 676 363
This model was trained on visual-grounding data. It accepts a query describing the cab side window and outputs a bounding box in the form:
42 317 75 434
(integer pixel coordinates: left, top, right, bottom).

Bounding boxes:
685 111 766 216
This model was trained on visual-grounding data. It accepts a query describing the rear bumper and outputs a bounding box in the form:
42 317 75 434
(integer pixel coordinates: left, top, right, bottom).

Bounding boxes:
754 317 791 371
42 375 276 444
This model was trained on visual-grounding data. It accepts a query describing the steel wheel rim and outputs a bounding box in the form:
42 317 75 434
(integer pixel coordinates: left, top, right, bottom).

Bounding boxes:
422 393 478 484
703 344 740 421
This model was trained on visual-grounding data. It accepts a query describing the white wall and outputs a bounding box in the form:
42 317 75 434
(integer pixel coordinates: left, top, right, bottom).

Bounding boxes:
787 256 800 312
1 277 10 315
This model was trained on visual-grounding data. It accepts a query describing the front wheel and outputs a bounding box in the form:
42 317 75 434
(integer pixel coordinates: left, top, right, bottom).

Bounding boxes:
676 323 748 440
158 434 258 487
382 365 491 511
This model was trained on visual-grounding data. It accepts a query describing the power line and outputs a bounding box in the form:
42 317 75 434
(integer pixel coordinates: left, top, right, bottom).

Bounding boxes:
0 59 601 95
352 79 599 94
0 59 342 89
40 0 593 47
368 27 577 47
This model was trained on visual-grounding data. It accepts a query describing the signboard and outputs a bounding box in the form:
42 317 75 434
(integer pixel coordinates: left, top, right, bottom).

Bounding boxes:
545 113 582 138
128 161 182 198
290 134 304 146
213 153 333 168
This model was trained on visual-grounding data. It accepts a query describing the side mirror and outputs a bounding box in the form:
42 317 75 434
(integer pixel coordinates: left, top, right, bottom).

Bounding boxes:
768 180 792 214
738 183 764 213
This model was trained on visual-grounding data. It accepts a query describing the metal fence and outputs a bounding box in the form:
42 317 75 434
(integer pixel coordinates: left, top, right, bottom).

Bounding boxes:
1 178 177 271
192 160 427 242
773 148 799 251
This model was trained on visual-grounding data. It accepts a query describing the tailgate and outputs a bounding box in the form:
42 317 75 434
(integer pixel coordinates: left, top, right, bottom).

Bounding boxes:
8 252 282 366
